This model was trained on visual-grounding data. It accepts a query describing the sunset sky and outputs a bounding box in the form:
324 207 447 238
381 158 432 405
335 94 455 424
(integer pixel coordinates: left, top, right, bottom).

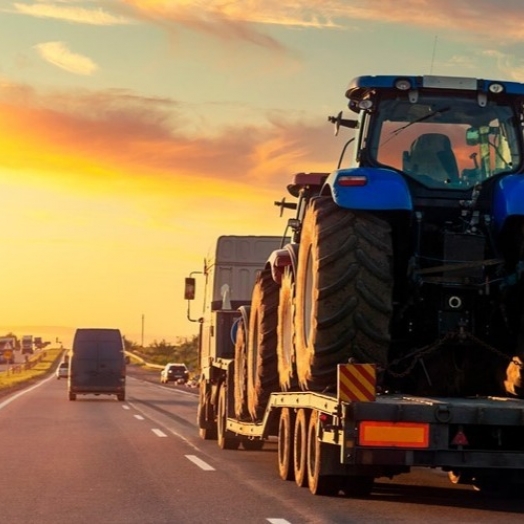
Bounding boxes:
1 0 524 347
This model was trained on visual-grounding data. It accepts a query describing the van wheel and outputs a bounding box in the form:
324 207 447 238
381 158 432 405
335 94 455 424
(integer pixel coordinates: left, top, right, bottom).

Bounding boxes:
69 392 76 401
117 393 125 401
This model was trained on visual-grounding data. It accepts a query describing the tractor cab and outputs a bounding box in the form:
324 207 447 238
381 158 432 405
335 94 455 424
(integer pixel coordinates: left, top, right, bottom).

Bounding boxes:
336 75 524 191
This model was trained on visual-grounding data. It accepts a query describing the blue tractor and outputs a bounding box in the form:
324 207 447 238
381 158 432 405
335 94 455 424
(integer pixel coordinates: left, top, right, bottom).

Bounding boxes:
245 75 524 413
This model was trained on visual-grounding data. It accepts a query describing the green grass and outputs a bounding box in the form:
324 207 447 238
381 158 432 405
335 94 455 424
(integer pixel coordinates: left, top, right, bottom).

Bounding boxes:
0 347 64 393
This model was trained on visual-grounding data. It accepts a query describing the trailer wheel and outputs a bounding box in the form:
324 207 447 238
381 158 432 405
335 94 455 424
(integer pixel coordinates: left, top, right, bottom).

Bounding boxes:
306 410 341 496
277 268 296 391
217 385 240 450
198 382 217 440
234 319 250 420
247 267 280 421
278 407 295 481
293 408 309 487
68 392 76 401
295 197 392 391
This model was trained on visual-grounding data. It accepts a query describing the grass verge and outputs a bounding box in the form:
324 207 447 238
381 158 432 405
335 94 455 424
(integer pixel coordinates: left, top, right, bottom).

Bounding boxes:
0 347 65 397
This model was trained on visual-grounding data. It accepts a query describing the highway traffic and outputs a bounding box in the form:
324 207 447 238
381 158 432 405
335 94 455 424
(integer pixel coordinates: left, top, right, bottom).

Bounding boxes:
0 365 523 523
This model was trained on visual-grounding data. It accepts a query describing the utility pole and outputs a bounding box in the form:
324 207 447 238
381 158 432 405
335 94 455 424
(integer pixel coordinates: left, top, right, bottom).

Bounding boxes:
141 314 144 348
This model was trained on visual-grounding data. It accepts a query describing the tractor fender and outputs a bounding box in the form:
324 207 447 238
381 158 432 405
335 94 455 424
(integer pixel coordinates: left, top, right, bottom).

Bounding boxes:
322 167 413 211
492 175 524 231
267 244 298 285
231 306 251 345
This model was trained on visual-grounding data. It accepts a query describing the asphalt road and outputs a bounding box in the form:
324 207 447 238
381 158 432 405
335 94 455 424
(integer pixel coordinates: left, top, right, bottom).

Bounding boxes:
0 365 522 524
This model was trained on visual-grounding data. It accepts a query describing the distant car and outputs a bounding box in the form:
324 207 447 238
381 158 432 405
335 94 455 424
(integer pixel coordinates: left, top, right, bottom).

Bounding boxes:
56 362 69 379
160 363 189 384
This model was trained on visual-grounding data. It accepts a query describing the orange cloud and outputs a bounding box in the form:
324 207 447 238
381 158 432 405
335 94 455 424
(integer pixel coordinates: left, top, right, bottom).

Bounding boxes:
0 81 340 195
10 2 132 25
34 41 98 75
118 0 524 47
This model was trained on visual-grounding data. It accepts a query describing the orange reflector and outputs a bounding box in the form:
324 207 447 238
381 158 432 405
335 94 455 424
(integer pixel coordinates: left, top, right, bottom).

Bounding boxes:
359 421 430 448
338 363 376 402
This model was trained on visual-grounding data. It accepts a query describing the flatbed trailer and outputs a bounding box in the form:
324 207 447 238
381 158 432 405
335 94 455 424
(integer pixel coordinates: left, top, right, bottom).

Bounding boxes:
211 359 524 496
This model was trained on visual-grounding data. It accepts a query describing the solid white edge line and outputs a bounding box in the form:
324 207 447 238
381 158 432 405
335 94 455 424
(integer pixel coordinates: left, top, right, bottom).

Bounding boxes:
185 454 215 471
0 373 55 410
151 428 168 437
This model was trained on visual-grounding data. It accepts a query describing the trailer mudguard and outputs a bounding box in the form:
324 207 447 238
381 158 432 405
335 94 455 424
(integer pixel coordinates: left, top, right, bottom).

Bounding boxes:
323 167 413 211
492 175 524 231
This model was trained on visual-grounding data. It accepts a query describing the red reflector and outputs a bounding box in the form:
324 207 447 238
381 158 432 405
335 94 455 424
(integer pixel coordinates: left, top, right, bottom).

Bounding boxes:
451 430 469 446
319 413 329 423
337 175 367 187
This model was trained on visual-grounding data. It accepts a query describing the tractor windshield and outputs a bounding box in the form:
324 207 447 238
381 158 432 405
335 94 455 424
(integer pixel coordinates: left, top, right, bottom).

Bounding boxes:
369 93 522 188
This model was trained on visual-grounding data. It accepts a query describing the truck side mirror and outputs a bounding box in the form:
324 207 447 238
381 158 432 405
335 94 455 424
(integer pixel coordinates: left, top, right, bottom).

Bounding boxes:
184 277 196 300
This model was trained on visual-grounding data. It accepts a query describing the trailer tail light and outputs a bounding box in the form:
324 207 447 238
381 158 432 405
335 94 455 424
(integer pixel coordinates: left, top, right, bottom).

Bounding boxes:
359 421 430 448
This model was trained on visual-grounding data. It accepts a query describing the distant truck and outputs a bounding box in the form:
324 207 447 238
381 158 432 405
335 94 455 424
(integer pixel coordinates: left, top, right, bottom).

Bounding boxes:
21 335 33 355
0 337 16 364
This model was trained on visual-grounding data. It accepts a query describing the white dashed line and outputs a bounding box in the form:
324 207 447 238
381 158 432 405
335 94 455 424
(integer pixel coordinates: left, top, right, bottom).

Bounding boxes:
267 519 292 524
133 414 145 420
185 455 215 471
122 405 130 410
152 428 168 437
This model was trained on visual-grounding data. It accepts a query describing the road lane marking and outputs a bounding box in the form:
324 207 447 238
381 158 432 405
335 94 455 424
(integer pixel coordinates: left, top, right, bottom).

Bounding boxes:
152 428 168 437
122 405 130 410
134 414 145 420
267 520 292 524
0 373 54 410
185 455 215 471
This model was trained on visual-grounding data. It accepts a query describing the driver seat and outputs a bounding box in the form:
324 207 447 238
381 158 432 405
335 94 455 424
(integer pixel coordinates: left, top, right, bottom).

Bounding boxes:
405 133 459 183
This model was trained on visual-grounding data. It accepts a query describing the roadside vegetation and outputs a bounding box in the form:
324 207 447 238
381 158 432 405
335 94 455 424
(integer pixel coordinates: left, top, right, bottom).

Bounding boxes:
124 335 199 372
0 347 65 395
0 334 200 397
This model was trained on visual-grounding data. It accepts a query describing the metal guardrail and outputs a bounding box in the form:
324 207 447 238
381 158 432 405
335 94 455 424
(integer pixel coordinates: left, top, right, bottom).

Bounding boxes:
125 350 164 370
6 351 47 375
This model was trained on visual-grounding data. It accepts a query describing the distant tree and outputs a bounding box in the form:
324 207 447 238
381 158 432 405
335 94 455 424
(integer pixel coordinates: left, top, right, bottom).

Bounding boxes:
122 336 137 351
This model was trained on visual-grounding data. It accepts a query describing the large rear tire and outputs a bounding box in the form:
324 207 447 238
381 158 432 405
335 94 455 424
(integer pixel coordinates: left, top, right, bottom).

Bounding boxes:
278 407 295 481
233 320 250 420
247 267 280 420
277 268 296 391
295 197 393 391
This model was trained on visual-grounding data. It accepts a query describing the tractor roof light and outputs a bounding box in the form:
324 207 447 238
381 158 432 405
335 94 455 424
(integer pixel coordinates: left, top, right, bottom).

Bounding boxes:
358 99 374 110
488 82 505 94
